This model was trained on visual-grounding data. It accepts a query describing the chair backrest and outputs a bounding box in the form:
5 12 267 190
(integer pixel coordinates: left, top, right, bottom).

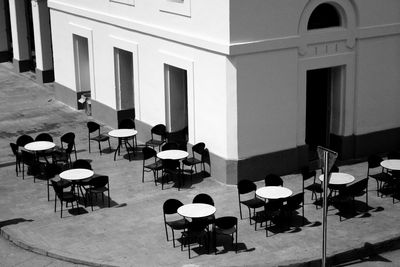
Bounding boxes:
90 176 109 188
368 154 383 169
87 121 100 134
237 179 257 195
16 134 34 147
163 198 183 215
202 148 210 165
51 180 63 196
264 174 283 186
10 143 19 156
35 133 53 142
192 193 215 206
142 146 157 161
151 124 166 137
301 166 316 182
346 178 368 196
192 142 205 156
21 150 36 165
286 192 304 210
118 118 135 129
72 159 92 170
61 132 75 145
44 163 62 179
161 142 179 151
215 216 237 230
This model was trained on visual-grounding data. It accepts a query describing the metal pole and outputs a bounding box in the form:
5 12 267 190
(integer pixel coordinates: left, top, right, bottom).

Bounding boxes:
322 150 329 267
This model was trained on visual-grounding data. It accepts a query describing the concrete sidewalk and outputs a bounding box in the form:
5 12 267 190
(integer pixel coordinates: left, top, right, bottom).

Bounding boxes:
1 62 400 267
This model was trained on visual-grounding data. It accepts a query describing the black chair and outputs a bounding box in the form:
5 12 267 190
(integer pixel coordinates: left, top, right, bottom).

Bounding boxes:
264 174 283 186
51 180 78 218
52 142 74 167
142 147 162 185
35 133 54 163
181 219 210 259
162 199 188 247
335 178 369 220
237 180 265 226
282 192 305 226
192 193 215 228
301 166 323 202
86 175 110 210
87 121 111 155
60 132 77 161
367 155 392 197
388 151 400 160
21 150 41 181
53 132 77 166
118 118 137 154
213 216 238 254
71 159 93 204
145 124 166 151
183 142 206 180
161 159 182 190
161 142 179 151
10 143 21 176
16 134 34 149
43 163 63 201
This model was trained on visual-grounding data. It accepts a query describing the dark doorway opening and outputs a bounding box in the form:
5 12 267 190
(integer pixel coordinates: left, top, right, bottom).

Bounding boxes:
305 68 332 160
25 0 35 71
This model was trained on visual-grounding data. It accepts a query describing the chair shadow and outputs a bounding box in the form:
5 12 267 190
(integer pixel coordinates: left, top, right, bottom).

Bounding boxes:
333 200 372 221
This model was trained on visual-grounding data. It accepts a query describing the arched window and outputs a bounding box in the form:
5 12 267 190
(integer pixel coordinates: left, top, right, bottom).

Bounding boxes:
307 3 341 30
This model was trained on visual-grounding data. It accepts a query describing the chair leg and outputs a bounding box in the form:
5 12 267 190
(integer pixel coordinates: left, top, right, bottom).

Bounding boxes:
88 140 91 153
98 141 102 155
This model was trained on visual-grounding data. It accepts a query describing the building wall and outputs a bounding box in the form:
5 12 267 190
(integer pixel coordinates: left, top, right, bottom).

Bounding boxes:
48 0 400 183
49 8 237 166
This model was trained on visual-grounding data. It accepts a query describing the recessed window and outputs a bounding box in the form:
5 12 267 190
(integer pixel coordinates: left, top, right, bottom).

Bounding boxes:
160 0 191 17
307 3 341 30
110 0 135 6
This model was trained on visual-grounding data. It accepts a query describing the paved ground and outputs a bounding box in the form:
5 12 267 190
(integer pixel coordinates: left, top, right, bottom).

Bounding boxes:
1 62 400 267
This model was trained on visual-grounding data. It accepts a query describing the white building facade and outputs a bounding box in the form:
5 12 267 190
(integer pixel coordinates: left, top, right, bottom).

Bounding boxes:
31 0 400 183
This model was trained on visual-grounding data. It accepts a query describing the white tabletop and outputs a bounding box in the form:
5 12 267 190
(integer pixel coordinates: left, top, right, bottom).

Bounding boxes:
59 168 94 181
381 159 400 171
177 203 216 218
256 186 293 200
108 129 137 138
24 141 55 152
318 172 355 185
157 150 189 160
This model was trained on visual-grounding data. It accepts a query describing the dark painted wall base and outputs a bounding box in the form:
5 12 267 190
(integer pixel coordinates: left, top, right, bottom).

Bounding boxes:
54 82 79 109
0 51 12 62
35 68 54 84
13 58 33 73
90 99 135 129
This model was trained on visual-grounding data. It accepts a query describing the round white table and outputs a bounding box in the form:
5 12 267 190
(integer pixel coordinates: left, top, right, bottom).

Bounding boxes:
177 203 216 219
24 141 55 152
109 129 138 161
381 159 400 171
318 172 355 185
59 168 94 181
256 186 293 200
157 150 189 160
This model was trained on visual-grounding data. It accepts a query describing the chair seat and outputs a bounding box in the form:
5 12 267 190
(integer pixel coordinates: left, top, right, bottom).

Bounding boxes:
146 139 164 147
305 183 323 193
182 157 201 166
145 160 163 171
241 197 265 209
166 218 188 230
57 179 72 188
370 172 392 182
215 226 235 235
91 134 109 142
90 186 108 194
59 191 76 201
